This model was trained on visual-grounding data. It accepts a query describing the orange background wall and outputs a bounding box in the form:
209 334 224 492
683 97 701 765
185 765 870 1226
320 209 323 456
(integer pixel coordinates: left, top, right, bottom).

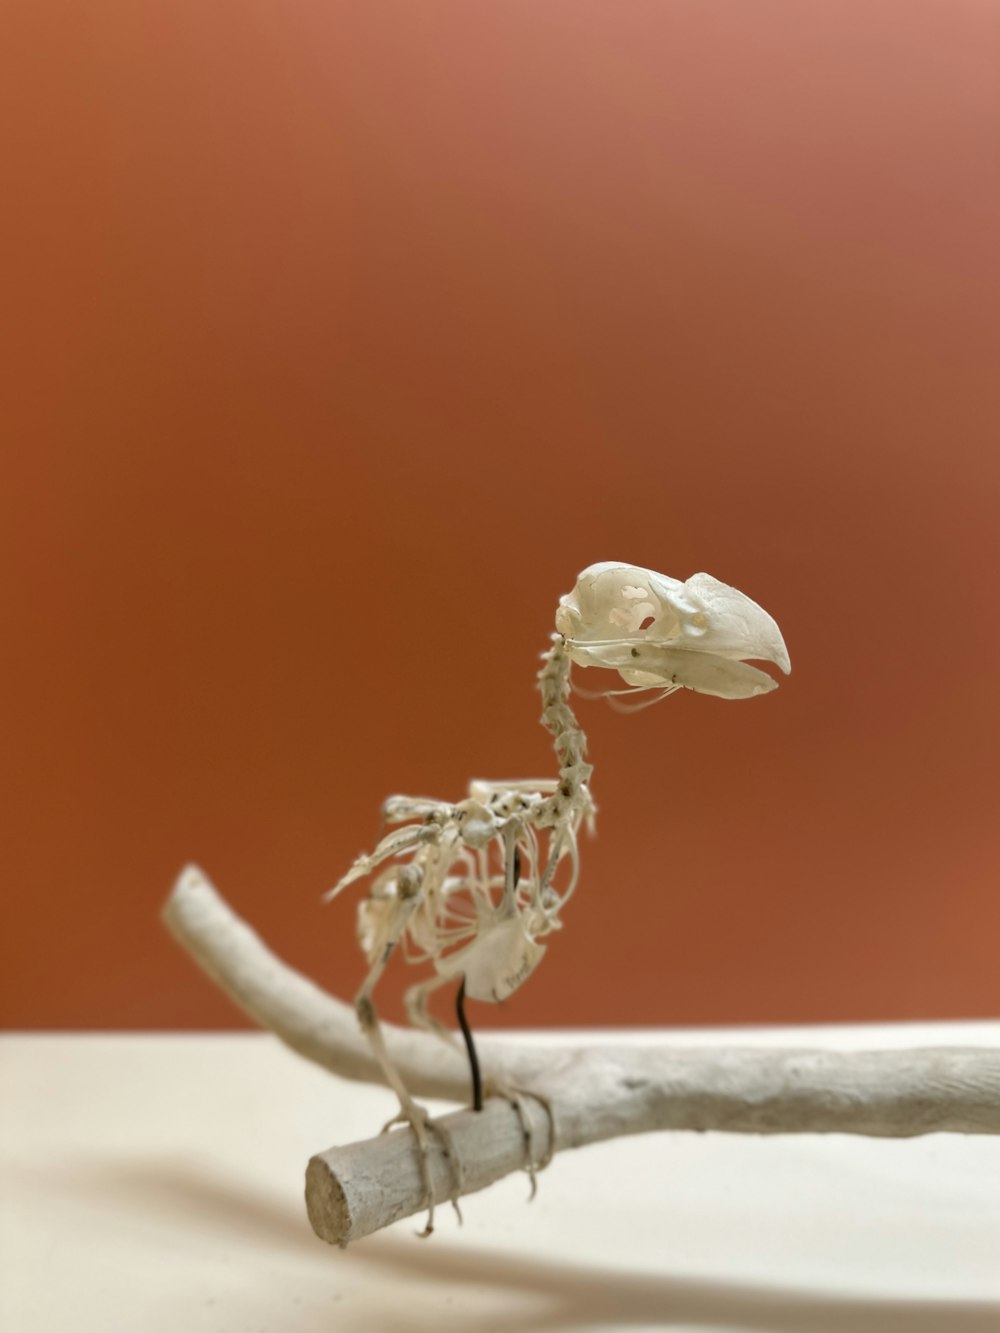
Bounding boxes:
3 1 998 1031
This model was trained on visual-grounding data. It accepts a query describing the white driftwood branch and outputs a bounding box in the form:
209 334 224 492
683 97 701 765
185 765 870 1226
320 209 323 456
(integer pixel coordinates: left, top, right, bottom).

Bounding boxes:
163 866 1000 1246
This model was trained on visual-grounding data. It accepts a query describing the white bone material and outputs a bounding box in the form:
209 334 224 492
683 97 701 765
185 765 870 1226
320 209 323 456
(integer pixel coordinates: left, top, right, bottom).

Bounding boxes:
555 562 790 700
435 916 547 1002
326 562 788 1231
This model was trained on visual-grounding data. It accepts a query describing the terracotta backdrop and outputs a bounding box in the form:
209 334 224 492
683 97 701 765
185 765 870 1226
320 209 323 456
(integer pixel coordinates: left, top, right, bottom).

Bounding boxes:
3 1 998 1031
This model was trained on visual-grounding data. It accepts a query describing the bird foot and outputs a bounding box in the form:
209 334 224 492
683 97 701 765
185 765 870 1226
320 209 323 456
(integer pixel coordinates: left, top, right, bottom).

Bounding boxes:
380 1101 465 1235
482 1079 555 1199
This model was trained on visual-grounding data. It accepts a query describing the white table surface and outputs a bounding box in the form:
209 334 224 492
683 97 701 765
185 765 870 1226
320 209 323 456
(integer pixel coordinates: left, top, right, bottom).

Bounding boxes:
2 1024 999 1332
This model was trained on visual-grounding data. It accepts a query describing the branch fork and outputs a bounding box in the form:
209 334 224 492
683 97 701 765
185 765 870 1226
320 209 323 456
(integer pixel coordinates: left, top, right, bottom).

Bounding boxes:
163 866 1000 1246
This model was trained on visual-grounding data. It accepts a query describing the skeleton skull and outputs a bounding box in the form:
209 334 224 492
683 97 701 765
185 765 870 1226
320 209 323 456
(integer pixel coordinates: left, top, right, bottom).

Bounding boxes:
555 561 790 700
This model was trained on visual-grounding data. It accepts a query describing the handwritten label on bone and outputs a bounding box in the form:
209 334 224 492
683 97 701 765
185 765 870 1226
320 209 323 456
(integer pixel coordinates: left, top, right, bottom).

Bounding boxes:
438 917 547 1003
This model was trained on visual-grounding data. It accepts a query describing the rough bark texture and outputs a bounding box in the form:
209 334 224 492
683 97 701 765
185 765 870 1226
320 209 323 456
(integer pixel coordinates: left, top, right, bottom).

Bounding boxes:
307 1097 554 1246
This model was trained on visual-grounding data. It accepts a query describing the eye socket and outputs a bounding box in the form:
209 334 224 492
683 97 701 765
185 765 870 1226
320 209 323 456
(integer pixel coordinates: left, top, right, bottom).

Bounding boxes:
608 598 657 632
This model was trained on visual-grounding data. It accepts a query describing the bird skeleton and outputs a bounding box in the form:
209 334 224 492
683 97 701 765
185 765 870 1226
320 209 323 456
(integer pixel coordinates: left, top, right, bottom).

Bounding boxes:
324 561 791 1234
162 577 1000 1247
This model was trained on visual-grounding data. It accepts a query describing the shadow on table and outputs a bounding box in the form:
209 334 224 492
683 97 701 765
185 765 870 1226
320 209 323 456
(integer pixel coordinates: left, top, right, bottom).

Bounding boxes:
360 1235 1000 1333
61 1159 1000 1333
